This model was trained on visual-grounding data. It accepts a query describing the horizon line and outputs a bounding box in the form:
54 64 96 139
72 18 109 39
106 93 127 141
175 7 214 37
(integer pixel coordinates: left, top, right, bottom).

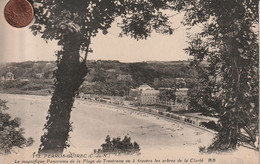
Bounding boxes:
0 59 192 64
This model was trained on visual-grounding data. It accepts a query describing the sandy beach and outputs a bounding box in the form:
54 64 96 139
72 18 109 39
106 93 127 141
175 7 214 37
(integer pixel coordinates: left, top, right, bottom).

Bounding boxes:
0 93 258 164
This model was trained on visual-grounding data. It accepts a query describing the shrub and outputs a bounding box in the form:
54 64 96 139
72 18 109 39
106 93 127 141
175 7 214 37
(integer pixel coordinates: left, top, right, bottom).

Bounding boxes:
2 80 29 89
184 118 192 123
94 135 140 155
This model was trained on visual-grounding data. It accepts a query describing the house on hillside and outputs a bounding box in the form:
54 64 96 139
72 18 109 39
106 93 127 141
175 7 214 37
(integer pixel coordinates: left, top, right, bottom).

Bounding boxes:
2 72 15 81
35 73 44 79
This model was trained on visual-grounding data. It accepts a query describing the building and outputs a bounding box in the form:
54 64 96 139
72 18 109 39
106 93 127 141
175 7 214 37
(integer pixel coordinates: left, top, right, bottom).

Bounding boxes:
175 88 188 103
175 78 187 88
175 88 189 110
117 74 132 81
136 84 159 105
129 88 139 100
3 72 15 81
35 73 44 79
130 84 189 111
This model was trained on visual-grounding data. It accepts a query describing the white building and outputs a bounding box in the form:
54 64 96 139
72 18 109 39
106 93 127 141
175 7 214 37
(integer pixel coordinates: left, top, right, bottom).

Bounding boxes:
4 72 15 81
137 84 159 105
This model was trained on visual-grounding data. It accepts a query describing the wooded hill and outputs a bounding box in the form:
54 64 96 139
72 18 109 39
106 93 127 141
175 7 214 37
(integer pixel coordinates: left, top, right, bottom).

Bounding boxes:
0 60 199 96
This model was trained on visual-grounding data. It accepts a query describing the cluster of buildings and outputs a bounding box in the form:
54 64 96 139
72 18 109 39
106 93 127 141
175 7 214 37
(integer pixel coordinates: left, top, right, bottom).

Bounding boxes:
78 82 189 111
129 84 189 111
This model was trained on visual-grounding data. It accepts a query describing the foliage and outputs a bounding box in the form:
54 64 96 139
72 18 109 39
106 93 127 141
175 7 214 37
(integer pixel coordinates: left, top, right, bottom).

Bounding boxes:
29 0 178 43
27 0 259 153
186 65 219 116
201 121 220 132
183 0 259 151
153 78 176 89
158 89 176 102
1 80 29 90
29 0 183 153
94 135 140 155
0 61 56 80
0 79 53 96
0 99 33 154
80 81 135 97
0 60 194 97
21 79 54 91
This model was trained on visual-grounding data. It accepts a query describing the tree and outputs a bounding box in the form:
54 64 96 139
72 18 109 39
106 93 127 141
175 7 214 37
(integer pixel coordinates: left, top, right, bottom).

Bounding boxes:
153 78 176 89
183 0 258 151
158 89 176 102
29 0 258 153
29 0 180 153
186 65 219 116
0 99 33 154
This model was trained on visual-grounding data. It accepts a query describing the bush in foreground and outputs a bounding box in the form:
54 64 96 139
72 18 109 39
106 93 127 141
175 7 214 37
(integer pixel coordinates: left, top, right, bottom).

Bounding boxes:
0 99 33 154
94 135 140 155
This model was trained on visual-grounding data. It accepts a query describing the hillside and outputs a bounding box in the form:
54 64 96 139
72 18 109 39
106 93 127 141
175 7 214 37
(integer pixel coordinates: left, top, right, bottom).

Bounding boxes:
0 60 198 96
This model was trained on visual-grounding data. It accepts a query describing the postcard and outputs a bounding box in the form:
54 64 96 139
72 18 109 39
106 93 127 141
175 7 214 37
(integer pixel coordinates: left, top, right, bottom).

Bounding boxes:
0 0 259 164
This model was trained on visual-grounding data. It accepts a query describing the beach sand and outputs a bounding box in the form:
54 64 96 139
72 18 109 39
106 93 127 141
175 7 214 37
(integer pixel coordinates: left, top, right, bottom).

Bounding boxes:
0 94 258 164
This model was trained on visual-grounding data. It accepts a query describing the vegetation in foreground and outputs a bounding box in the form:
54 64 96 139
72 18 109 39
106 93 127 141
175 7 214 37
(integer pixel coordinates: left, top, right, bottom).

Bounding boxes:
0 99 33 154
94 135 140 155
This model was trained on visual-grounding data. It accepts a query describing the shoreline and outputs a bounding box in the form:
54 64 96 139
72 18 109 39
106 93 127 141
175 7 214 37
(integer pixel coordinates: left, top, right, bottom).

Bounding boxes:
0 93 258 164
79 99 217 134
0 92 216 134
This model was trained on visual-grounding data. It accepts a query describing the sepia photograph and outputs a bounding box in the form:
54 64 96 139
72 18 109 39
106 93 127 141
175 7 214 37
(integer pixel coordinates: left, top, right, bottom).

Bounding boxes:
0 0 259 163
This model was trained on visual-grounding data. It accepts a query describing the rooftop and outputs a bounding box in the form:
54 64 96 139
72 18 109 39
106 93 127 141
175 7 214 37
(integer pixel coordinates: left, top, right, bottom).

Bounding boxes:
138 84 153 91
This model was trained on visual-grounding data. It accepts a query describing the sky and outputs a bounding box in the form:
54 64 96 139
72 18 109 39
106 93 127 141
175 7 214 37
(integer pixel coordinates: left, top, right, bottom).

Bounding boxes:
0 0 192 63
